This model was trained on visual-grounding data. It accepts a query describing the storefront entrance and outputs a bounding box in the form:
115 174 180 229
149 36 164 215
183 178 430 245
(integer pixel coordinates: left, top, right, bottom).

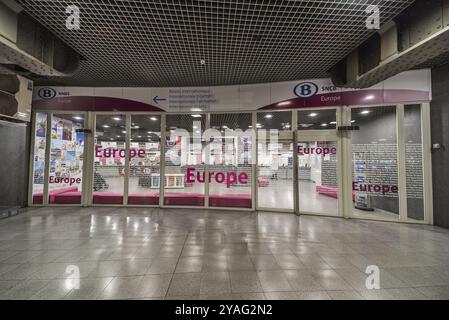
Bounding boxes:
29 104 433 224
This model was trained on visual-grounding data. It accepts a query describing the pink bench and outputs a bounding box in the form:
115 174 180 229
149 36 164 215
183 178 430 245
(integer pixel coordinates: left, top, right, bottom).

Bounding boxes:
33 186 79 204
316 185 356 201
128 192 160 205
93 192 123 204
54 191 82 204
258 178 270 187
164 193 205 206
209 194 252 208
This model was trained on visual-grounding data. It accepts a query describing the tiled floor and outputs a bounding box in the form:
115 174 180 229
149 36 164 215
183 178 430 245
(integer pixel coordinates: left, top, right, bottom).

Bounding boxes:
0 206 449 300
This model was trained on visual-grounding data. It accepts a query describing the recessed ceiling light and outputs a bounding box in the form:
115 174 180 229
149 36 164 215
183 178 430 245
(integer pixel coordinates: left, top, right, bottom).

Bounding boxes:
360 110 371 115
351 120 356 123
321 123 328 127
150 117 158 121
73 116 83 120
330 121 337 125
265 114 273 119
192 114 202 118
309 113 318 117
103 124 110 128
113 117 121 121
122 130 127 134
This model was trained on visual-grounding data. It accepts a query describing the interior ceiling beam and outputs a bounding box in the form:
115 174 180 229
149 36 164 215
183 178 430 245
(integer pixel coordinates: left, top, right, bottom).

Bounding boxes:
0 0 80 77
330 0 449 89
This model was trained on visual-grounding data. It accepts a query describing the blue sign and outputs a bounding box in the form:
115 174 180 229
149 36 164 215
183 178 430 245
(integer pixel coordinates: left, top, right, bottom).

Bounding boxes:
38 88 57 100
293 82 319 98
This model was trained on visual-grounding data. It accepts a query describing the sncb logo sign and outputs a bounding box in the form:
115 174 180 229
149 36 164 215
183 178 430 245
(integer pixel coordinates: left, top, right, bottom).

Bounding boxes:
38 88 57 100
293 82 319 98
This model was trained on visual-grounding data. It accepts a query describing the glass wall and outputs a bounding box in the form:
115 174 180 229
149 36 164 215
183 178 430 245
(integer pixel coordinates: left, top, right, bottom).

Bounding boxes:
93 115 126 205
164 114 206 206
209 113 253 208
350 106 399 220
128 115 161 205
48 114 85 205
404 105 425 221
29 107 430 224
32 112 47 204
258 140 294 210
298 109 337 130
256 111 294 210
298 140 339 216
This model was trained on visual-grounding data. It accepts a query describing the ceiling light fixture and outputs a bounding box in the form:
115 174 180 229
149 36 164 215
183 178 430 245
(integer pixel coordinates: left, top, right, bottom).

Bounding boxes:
309 113 318 117
264 114 273 119
192 114 202 118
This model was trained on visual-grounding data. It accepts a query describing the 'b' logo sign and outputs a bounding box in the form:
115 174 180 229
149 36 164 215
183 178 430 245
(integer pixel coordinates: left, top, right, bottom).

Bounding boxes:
294 82 319 98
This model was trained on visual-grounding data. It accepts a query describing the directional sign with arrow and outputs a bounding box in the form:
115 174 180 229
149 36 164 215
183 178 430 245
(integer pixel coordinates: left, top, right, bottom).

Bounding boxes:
153 96 167 104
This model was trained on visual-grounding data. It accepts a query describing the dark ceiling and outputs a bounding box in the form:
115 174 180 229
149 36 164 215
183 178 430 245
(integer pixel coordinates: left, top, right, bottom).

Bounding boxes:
16 0 416 87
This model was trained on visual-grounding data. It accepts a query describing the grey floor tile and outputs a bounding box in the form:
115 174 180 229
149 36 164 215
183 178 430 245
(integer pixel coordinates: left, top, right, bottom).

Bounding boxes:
264 291 300 300
202 255 228 272
29 279 72 300
227 255 255 271
116 259 152 276
231 292 266 300
250 255 280 270
257 270 292 292
98 276 143 299
167 273 201 297
416 286 449 299
87 260 123 278
357 289 396 300
297 291 331 300
230 271 263 293
147 257 178 274
283 270 324 291
0 279 49 300
175 257 203 273
310 269 352 291
327 290 365 300
200 271 231 295
135 274 172 298
64 277 113 300
385 288 429 300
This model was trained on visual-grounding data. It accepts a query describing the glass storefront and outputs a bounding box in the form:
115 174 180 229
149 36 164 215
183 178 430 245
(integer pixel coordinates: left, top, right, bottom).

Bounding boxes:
29 104 432 224
350 106 400 220
94 114 126 205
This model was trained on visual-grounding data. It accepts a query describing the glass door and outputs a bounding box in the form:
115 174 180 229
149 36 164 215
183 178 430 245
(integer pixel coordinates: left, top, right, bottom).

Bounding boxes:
257 138 295 211
297 131 341 216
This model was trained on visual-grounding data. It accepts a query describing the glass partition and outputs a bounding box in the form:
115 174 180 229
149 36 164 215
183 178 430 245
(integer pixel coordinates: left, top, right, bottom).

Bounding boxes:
298 109 337 130
128 115 161 205
298 140 339 216
32 112 48 204
48 114 85 205
93 115 126 205
258 140 294 210
164 114 206 206
350 106 399 220
404 104 425 221
209 113 253 208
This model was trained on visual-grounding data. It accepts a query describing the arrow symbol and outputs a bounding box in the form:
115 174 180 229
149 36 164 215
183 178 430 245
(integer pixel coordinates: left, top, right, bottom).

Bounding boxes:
153 96 167 104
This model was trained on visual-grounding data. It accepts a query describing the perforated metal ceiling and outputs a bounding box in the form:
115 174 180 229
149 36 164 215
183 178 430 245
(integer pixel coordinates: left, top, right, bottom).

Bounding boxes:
15 0 415 87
